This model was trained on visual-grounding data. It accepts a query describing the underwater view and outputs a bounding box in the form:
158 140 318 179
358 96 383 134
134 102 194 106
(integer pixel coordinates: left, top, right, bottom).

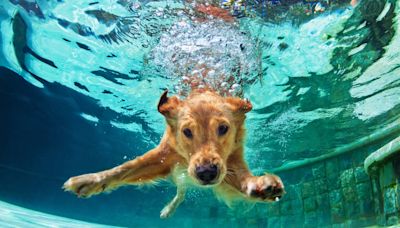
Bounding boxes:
1 0 400 227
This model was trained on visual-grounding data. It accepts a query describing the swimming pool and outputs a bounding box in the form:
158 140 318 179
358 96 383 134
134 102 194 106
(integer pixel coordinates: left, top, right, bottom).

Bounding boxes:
1 0 400 227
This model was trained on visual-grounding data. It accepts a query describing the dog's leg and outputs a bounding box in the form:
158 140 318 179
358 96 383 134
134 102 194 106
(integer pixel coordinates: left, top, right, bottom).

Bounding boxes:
160 167 187 218
224 151 285 202
63 145 183 198
160 186 186 218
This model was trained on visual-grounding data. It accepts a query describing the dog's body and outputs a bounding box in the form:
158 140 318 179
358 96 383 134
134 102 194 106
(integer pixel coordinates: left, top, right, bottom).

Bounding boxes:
63 89 284 218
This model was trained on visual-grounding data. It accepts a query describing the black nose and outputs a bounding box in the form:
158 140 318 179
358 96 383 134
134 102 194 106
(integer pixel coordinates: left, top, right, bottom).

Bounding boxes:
195 164 218 184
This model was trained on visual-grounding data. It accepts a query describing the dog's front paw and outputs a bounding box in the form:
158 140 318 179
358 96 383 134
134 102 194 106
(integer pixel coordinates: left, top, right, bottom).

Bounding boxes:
243 174 285 202
63 173 109 198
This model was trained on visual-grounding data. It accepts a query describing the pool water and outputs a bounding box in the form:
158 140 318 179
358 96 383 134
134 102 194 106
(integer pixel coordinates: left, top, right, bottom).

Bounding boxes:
1 0 400 227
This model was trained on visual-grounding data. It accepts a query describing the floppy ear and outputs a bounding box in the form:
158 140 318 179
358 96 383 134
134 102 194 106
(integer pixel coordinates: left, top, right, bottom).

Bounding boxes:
225 97 252 114
157 90 180 119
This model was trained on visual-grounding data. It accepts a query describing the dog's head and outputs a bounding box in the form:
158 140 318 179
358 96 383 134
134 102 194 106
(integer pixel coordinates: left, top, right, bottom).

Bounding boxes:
158 90 252 186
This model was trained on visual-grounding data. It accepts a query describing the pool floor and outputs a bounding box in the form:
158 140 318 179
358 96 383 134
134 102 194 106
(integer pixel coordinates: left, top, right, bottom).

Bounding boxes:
0 200 116 228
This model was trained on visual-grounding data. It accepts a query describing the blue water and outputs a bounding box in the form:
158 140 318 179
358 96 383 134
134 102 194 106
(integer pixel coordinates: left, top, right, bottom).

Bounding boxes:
1 0 400 227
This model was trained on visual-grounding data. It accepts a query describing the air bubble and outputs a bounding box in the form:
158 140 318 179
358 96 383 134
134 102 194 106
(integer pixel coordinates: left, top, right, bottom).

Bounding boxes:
231 83 240 90
150 20 259 97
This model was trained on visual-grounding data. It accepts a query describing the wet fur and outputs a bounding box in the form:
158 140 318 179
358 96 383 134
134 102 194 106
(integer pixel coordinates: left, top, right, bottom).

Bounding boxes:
63 89 284 218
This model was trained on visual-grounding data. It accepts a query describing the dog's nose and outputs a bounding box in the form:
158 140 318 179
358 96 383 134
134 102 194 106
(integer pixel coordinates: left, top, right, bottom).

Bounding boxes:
195 164 218 184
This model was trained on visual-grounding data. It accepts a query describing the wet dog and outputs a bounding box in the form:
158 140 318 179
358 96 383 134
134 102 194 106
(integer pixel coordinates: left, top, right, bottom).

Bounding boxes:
63 89 284 218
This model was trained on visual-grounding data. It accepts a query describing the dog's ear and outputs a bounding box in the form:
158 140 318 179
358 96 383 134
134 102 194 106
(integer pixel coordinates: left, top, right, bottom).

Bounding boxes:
225 97 252 114
158 90 180 119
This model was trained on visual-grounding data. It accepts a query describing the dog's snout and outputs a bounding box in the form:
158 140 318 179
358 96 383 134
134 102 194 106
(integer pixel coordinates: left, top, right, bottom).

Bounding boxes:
195 164 218 184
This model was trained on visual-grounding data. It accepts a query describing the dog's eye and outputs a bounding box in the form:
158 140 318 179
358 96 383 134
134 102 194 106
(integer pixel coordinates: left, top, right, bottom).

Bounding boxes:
218 125 229 136
183 128 193 139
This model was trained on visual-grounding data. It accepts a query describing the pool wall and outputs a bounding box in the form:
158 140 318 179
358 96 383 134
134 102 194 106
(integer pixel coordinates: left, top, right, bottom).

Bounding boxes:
259 124 400 227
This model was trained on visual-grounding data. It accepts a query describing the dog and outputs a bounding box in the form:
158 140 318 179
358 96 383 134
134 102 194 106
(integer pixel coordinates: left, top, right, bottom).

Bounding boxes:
63 89 285 218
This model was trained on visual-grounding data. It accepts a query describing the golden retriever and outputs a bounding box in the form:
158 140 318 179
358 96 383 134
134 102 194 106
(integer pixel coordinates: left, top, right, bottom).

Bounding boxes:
63 89 284 218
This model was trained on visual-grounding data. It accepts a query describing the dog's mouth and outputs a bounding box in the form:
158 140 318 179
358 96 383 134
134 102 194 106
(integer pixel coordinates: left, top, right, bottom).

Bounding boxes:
198 178 220 186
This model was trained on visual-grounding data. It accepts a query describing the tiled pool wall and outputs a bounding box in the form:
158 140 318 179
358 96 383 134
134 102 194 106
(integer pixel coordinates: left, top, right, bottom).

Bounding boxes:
263 135 400 227
375 155 400 226
270 152 376 227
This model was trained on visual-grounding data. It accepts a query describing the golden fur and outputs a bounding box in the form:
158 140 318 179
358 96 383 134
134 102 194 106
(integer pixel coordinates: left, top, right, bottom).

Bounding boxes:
63 90 284 218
